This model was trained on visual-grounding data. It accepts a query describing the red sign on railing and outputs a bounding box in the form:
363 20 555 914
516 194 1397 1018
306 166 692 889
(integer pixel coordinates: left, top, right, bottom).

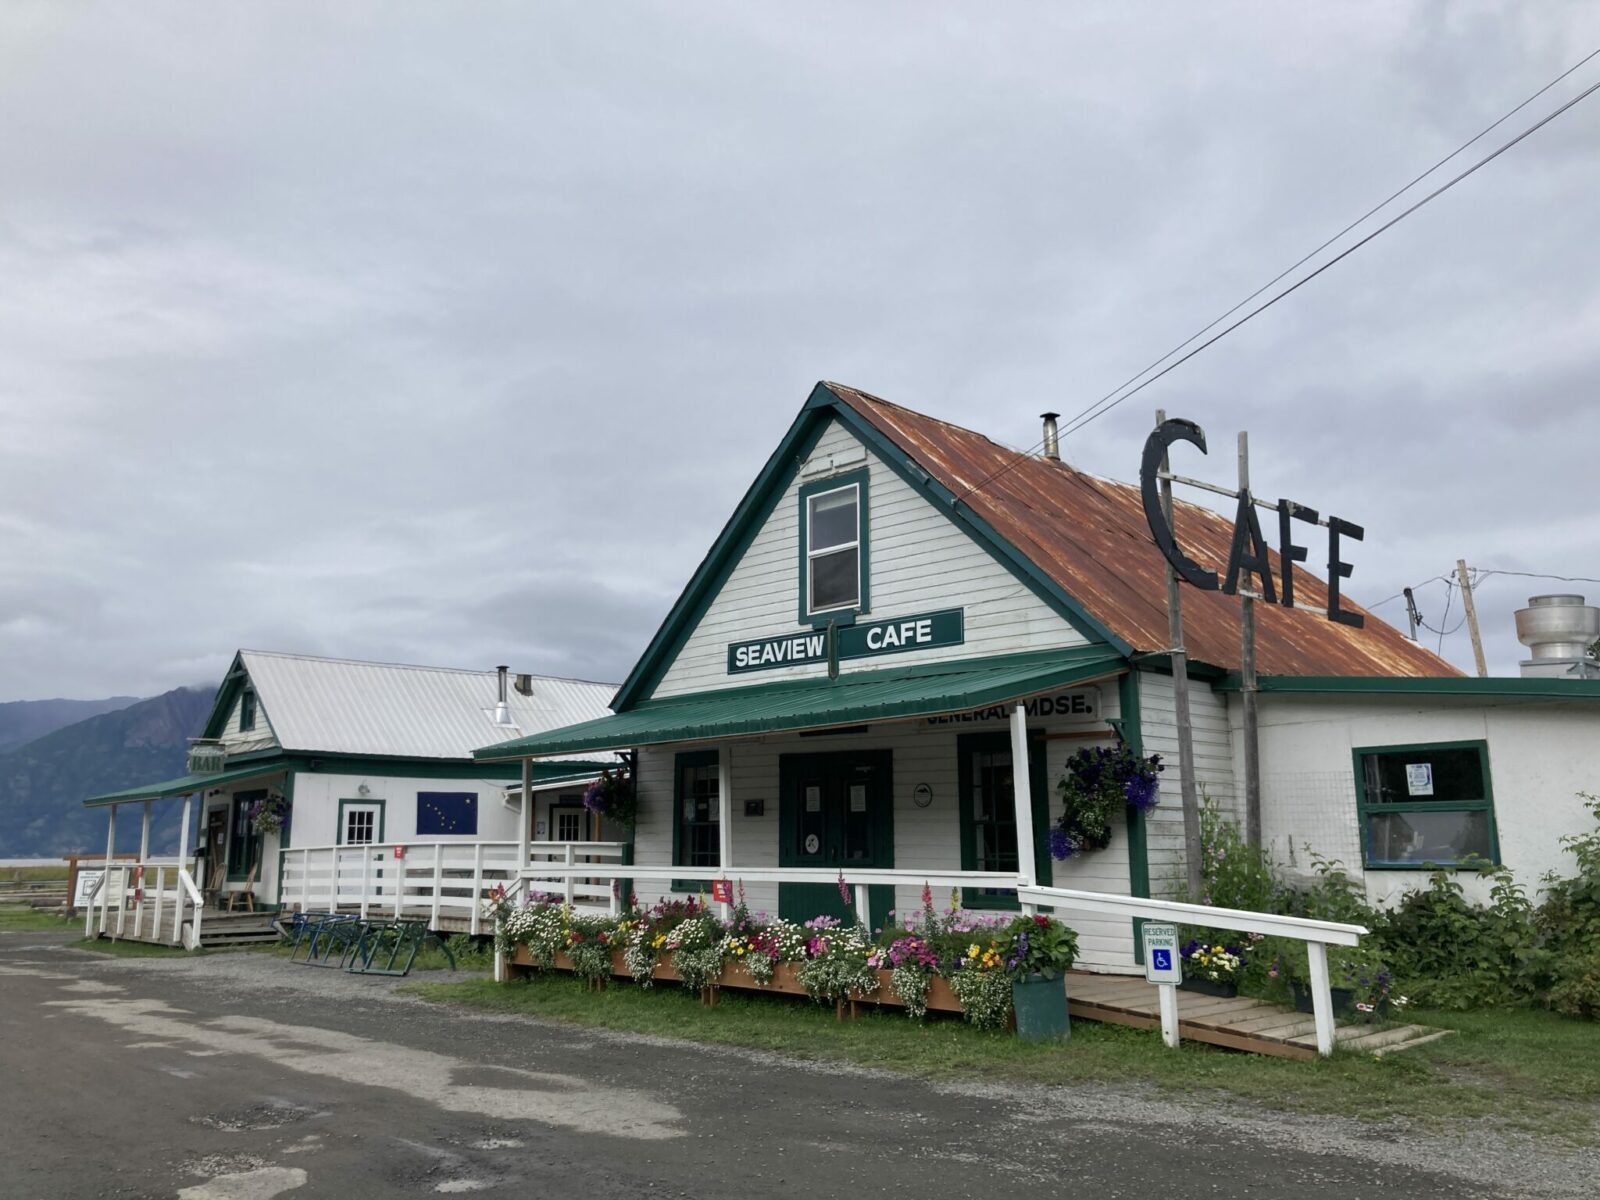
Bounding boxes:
392 845 406 859
711 879 732 904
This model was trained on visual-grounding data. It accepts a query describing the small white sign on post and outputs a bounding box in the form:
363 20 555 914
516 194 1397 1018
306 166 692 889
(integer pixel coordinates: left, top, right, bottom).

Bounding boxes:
1142 922 1182 984
1142 922 1183 1049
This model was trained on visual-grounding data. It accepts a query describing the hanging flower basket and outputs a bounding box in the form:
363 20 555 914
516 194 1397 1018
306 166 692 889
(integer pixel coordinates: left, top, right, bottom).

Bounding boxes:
1049 744 1163 860
582 768 637 830
248 792 289 837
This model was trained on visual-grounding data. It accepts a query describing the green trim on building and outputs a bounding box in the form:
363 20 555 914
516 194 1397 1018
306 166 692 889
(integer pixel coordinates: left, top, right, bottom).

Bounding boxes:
476 647 1126 760
84 762 289 807
671 749 720 893
796 466 871 625
1351 738 1501 870
1215 674 1600 699
1119 670 1151 963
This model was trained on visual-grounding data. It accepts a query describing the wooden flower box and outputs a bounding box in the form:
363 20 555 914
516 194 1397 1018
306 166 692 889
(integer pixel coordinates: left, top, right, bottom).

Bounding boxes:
505 943 965 1016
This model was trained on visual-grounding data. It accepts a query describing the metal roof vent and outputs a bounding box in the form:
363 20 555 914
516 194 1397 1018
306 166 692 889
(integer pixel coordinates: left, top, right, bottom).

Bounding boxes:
1040 412 1061 461
494 664 515 725
1514 595 1600 679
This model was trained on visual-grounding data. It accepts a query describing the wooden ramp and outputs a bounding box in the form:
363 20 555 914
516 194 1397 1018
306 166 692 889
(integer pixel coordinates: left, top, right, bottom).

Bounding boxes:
1066 972 1446 1060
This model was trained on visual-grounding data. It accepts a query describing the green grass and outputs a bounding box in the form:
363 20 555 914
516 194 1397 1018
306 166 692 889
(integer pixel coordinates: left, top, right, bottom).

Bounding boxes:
69 936 204 958
0 903 72 932
409 973 1600 1139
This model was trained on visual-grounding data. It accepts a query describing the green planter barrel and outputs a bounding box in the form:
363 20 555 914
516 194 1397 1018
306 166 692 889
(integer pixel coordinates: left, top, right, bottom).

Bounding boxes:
1011 972 1070 1041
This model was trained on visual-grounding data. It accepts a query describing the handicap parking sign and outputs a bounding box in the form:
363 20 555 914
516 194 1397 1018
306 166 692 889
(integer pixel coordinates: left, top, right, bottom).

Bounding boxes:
1141 923 1183 984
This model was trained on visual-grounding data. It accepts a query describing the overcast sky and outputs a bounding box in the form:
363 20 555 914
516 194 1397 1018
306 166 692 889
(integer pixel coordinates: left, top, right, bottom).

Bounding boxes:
2 3 1597 702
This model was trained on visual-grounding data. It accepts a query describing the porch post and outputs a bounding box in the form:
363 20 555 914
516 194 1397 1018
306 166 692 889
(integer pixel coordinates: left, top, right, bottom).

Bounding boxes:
135 800 152 936
518 757 533 874
717 745 733 921
1010 705 1038 915
175 795 193 943
94 804 117 938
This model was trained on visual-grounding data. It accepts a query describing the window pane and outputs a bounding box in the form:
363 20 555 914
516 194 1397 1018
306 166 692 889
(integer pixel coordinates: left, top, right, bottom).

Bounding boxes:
810 547 859 610
1361 747 1484 804
1366 809 1491 865
808 488 858 551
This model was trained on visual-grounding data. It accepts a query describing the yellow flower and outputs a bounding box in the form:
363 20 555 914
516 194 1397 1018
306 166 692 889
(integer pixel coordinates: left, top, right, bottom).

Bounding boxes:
967 942 981 958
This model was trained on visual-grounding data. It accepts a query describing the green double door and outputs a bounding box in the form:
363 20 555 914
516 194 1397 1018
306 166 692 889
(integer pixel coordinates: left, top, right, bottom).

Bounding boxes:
778 750 894 925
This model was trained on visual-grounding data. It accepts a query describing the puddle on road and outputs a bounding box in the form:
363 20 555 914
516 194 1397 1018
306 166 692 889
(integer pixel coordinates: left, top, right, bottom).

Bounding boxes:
12 965 683 1140
177 1164 308 1199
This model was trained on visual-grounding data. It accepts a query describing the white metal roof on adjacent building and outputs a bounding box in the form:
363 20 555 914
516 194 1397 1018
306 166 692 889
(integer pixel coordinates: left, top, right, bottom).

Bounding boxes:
237 650 618 761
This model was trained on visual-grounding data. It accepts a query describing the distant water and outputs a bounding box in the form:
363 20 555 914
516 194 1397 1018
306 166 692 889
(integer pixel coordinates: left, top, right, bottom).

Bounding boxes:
0 858 67 867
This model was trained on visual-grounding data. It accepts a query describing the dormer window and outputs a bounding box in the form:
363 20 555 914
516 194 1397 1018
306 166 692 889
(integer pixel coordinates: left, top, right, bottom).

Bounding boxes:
798 468 869 623
239 688 257 732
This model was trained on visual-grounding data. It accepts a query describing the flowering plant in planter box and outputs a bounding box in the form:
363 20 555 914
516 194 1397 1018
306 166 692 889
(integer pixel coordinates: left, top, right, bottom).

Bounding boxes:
1050 744 1163 859
948 937 1013 1030
504 900 570 968
566 914 621 984
796 916 880 1002
1004 913 1079 979
869 934 941 1018
665 910 727 993
581 768 637 830
1180 939 1244 985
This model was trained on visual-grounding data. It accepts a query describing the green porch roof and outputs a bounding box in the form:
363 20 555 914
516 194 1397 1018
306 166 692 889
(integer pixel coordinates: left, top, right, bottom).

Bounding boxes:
84 762 289 808
474 647 1126 760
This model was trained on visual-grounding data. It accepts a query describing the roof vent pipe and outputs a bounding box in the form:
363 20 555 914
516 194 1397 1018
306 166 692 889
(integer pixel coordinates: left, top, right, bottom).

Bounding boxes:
1040 412 1061 461
494 664 513 725
1514 595 1600 678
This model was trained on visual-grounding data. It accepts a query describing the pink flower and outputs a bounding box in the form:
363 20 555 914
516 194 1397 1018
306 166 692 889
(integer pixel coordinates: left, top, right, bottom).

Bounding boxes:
838 871 852 907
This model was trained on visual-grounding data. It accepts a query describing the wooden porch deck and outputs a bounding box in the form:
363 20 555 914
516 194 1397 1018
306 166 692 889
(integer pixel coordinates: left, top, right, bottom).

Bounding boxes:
1066 972 1448 1060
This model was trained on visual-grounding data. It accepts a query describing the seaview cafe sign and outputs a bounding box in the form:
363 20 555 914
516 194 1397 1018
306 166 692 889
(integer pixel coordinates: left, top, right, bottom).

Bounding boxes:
728 608 964 674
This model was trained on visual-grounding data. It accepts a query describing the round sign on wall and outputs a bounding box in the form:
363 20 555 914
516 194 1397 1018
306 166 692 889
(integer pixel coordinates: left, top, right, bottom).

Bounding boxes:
913 783 934 808
804 833 820 854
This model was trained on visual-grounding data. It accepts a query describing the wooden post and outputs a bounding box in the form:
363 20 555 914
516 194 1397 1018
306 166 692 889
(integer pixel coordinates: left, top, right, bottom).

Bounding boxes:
1456 559 1489 678
430 843 444 928
1158 408 1204 898
560 842 574 911
853 883 871 930
1239 431 1262 850
1009 705 1038 915
102 804 117 938
328 847 339 914
518 757 533 877
717 746 733 921
473 843 487 934
300 847 310 916
359 846 372 918
1306 940 1336 1057
1157 981 1180 1049
392 845 404 919
134 800 152 937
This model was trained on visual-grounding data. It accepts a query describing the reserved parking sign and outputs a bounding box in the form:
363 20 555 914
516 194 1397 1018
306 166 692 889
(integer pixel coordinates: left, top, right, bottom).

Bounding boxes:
1142 922 1183 985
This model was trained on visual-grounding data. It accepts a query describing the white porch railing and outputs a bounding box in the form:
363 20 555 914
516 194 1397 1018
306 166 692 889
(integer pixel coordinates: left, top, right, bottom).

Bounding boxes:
82 859 206 950
278 840 628 936
510 861 1366 1058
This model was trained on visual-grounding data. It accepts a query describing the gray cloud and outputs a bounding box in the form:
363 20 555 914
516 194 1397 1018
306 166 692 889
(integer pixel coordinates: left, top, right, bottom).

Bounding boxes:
1 1 1597 700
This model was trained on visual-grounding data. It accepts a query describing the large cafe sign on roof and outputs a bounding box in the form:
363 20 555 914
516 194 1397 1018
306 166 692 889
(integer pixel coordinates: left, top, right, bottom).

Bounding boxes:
728 608 964 674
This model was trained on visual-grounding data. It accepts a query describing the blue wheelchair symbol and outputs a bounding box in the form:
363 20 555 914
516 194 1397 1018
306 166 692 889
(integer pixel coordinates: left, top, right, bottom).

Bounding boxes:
1151 948 1173 971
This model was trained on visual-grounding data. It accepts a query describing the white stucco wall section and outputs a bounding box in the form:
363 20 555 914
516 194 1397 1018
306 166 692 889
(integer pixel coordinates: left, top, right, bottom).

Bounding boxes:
650 418 1090 699
1137 670 1240 898
628 683 1143 973
1246 693 1600 906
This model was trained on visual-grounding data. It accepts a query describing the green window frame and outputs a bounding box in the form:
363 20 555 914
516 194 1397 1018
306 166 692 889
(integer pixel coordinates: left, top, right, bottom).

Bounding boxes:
797 468 870 624
239 688 257 732
1352 739 1500 869
956 731 1052 909
671 750 720 892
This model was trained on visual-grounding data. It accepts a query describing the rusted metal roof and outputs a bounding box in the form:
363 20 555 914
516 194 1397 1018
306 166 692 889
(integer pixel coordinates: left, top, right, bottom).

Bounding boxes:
830 384 1459 678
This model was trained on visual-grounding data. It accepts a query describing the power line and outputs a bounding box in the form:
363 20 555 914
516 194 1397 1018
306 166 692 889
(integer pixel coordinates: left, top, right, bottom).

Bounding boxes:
1056 46 1600 445
1367 574 1450 610
1473 568 1600 586
1058 66 1600 443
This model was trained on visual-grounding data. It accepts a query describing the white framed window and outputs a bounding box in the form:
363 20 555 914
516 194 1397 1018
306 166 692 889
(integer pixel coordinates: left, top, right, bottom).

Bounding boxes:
339 801 384 846
804 480 862 615
554 808 583 842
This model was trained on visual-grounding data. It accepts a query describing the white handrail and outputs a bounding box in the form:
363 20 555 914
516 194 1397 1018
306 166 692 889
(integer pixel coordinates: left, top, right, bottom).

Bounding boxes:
81 872 105 938
177 867 204 950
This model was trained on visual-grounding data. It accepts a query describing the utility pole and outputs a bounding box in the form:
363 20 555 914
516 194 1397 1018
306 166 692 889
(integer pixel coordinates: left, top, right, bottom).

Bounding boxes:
1456 559 1489 677
1239 431 1262 850
1157 409 1204 899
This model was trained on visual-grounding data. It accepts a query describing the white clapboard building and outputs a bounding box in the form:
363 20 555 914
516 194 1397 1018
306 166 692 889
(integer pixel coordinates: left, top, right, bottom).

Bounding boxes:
81 651 618 948
474 383 1599 971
